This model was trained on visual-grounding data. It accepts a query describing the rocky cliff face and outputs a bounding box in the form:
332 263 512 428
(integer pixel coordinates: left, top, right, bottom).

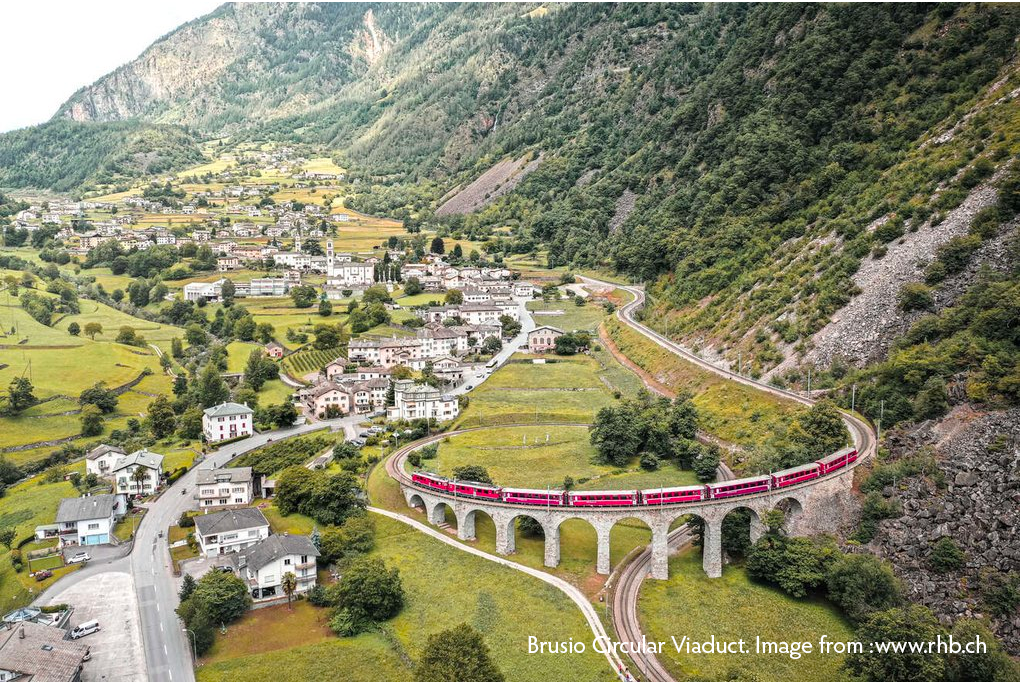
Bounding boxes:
869 406 1020 653
55 3 387 130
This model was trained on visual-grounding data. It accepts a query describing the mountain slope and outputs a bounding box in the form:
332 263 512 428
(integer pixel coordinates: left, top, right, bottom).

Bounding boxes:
3 3 1019 376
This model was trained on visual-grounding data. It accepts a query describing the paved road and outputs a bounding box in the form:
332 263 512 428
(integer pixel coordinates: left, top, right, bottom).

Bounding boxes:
132 415 361 681
35 415 360 682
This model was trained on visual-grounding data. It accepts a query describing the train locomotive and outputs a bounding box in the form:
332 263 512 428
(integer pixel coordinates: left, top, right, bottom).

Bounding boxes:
410 446 858 508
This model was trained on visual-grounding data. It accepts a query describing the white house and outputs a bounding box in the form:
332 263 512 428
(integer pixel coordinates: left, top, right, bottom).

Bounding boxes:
194 467 257 510
239 534 319 600
84 444 125 479
193 508 270 556
111 449 164 497
53 494 126 546
386 379 459 422
183 279 224 302
203 402 255 443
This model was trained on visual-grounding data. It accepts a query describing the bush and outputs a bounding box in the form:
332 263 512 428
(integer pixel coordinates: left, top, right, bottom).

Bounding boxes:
639 452 660 471
825 553 903 623
897 283 934 312
928 537 965 572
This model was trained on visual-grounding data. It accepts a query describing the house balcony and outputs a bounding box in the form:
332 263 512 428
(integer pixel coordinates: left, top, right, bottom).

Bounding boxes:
295 561 316 571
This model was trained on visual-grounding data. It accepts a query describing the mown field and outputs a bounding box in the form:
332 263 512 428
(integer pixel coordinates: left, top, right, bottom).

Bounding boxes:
414 426 699 491
196 512 614 682
639 550 853 681
527 299 607 333
456 355 622 427
604 317 803 448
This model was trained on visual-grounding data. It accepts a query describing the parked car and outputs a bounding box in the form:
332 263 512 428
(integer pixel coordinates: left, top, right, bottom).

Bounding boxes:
215 565 234 574
67 552 91 564
33 570 53 581
70 620 100 639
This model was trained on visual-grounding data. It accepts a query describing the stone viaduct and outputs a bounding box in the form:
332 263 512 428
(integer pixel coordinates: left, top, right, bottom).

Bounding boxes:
400 467 855 579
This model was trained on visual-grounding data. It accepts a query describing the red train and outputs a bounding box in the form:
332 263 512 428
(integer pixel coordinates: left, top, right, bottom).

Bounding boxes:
410 447 858 508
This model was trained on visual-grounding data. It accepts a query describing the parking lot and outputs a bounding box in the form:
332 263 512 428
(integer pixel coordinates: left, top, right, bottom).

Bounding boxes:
49 571 147 681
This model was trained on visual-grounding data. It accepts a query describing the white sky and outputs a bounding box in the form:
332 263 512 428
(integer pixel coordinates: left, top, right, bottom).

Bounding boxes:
0 0 222 132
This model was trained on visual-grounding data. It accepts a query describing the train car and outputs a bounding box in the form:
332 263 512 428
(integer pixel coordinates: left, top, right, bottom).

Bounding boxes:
452 480 502 500
412 471 453 492
708 475 771 499
641 485 707 505
771 463 821 489
815 447 859 475
568 490 639 507
502 488 567 506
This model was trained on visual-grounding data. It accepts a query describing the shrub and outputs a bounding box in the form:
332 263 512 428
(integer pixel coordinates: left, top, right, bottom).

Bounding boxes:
928 537 965 572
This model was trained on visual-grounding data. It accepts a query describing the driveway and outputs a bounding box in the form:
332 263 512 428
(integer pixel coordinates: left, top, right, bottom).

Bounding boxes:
48 571 147 681
61 543 130 565
178 553 237 587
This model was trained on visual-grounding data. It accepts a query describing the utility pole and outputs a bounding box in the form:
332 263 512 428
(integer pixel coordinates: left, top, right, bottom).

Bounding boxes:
806 370 812 399
877 399 884 444
851 383 856 413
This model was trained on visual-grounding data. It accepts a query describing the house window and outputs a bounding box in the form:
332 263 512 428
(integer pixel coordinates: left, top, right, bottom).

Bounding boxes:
88 523 100 531
284 558 291 565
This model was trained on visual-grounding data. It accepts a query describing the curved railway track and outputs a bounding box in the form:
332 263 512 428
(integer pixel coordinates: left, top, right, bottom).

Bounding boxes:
585 277 878 682
379 279 877 682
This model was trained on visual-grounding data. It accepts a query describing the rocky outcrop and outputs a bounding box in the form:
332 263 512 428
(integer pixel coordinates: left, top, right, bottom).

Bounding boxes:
868 406 1020 653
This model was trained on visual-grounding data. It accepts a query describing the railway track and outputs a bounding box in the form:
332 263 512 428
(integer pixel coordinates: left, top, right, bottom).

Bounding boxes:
584 277 878 682
380 280 877 682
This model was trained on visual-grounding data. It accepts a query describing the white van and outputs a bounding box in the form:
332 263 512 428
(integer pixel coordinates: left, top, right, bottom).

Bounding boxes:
70 620 100 639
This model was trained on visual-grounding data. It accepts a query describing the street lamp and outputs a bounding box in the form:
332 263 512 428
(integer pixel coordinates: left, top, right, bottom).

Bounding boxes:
183 627 198 664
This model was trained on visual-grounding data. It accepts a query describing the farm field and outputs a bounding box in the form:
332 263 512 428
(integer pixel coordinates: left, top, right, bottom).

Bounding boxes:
197 512 614 681
280 346 343 380
527 299 608 333
639 550 853 681
604 318 803 448
456 355 623 427
414 426 699 490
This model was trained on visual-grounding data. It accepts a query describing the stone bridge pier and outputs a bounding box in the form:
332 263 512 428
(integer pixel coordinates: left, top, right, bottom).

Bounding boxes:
402 468 853 580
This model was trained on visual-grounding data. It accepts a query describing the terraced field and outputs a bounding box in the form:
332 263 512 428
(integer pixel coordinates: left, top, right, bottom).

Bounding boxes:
281 346 344 379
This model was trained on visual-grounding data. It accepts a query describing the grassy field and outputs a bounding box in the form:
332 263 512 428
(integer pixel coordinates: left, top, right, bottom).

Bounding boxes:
638 550 853 681
225 341 262 373
197 513 614 682
604 318 802 448
528 300 608 333
415 426 698 491
0 473 80 615
456 355 623 427
367 463 664 594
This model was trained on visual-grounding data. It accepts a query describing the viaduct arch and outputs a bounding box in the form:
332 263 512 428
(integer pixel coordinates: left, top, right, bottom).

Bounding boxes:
399 466 853 579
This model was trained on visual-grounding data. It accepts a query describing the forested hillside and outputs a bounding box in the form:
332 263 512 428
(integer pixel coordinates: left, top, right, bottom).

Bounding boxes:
2 3 1019 376
0 120 203 191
